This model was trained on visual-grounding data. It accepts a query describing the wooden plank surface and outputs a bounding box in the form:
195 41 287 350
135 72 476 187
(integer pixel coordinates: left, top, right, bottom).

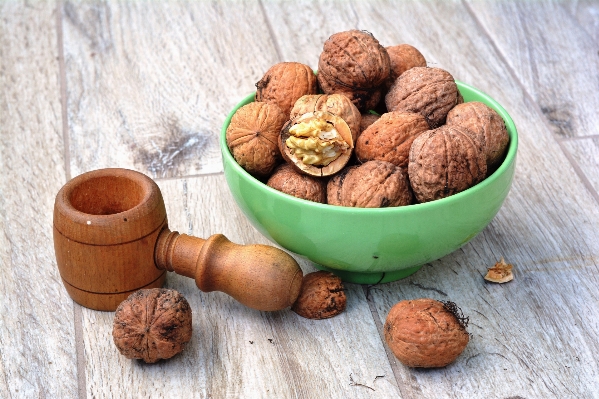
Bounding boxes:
0 2 78 398
264 0 599 397
62 0 278 180
81 175 400 398
2 0 599 398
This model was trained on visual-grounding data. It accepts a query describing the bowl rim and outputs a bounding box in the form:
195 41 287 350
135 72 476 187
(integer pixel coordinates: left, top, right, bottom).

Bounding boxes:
220 80 518 214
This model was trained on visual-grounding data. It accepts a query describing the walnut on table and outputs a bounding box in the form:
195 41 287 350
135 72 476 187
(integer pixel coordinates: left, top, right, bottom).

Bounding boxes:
291 271 347 319
112 288 193 363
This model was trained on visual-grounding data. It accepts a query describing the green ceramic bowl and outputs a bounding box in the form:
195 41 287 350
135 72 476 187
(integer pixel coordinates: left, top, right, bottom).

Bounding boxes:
221 82 518 284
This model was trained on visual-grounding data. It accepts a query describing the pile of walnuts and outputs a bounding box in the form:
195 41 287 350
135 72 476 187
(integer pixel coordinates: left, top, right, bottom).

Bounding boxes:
226 30 509 207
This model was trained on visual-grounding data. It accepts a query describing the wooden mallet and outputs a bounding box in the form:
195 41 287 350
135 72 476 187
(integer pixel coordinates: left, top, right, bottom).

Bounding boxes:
53 168 303 311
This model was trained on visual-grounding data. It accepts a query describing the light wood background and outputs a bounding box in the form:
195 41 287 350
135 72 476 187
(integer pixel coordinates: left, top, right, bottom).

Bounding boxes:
2 1 599 398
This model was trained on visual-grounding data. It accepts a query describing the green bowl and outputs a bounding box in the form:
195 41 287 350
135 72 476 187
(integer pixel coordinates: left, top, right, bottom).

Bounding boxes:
220 82 518 284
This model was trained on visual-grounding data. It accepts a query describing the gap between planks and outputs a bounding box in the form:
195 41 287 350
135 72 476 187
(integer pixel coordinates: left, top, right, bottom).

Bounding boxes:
462 0 599 209
56 2 87 399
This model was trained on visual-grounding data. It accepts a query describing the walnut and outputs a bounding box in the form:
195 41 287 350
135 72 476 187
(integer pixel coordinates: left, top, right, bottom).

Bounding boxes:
291 271 346 319
327 160 412 208
112 288 193 363
484 257 514 283
317 30 390 111
386 44 427 85
291 94 362 142
279 111 354 177
226 101 287 176
384 298 469 368
359 113 381 134
355 111 429 170
446 101 509 170
255 62 318 117
385 67 459 128
408 125 487 203
267 163 326 203
326 166 356 206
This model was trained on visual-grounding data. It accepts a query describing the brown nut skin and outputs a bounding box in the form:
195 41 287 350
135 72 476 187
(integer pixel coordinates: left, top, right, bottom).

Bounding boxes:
267 163 327 203
291 94 362 142
386 44 427 86
112 288 193 364
291 271 346 319
333 160 413 208
408 125 487 203
226 101 287 177
360 113 381 134
326 165 356 206
317 30 390 112
279 111 354 178
385 67 459 128
384 299 469 368
255 62 318 117
355 111 430 170
446 101 509 170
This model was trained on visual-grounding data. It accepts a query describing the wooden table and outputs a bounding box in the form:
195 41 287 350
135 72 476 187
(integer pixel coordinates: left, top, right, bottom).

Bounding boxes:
2 1 599 398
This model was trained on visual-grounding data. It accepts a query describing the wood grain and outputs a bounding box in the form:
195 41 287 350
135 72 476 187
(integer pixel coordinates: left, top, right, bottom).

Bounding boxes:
464 0 599 138
561 136 599 199
0 2 78 397
264 1 599 397
61 0 279 180
81 175 401 398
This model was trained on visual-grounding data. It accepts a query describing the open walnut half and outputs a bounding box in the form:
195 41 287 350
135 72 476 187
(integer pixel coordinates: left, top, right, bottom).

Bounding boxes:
279 111 354 177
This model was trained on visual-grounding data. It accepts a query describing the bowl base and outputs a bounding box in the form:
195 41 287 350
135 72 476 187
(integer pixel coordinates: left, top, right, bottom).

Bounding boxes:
312 264 422 285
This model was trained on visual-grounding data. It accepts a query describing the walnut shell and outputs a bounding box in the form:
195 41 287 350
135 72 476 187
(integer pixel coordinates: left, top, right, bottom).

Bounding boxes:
279 111 354 177
317 76 384 112
267 163 327 203
326 166 356 206
384 298 469 368
291 271 346 319
255 62 318 117
386 44 427 84
112 288 193 363
408 125 487 203
385 67 459 128
359 113 381 134
331 160 412 208
355 111 430 170
317 30 390 112
226 101 287 176
446 101 509 169
291 94 362 142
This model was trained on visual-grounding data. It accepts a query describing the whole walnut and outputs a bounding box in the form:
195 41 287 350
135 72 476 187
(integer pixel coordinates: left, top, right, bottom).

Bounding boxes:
255 62 318 117
386 44 427 85
317 77 384 113
226 101 287 176
291 94 362 142
291 271 346 319
384 298 469 368
267 163 327 203
408 125 487 203
385 67 459 128
327 160 412 208
317 30 390 111
359 113 381 134
112 288 193 363
446 101 509 170
326 166 356 206
355 111 429 170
